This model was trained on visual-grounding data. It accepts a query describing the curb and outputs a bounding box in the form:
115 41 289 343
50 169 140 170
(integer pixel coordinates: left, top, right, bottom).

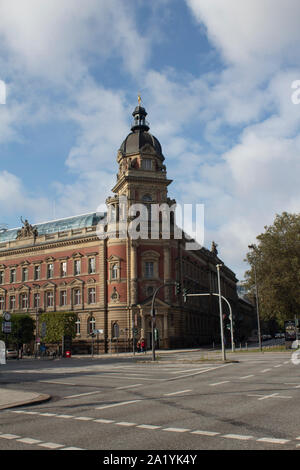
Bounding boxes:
0 393 51 411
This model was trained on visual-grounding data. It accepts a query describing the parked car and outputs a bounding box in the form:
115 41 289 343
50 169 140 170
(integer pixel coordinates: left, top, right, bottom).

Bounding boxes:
6 349 18 359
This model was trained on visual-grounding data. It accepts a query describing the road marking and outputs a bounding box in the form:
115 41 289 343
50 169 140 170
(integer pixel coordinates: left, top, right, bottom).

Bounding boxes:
56 414 74 419
163 389 192 396
17 437 42 445
0 434 20 439
240 375 254 379
173 364 231 380
190 430 220 436
257 437 290 445
39 380 75 385
38 442 65 449
261 369 271 373
137 424 161 430
64 391 102 399
61 447 85 450
209 381 230 386
248 392 292 400
116 384 142 390
96 399 141 410
94 418 115 424
223 434 253 441
116 422 136 427
274 365 282 368
74 416 94 421
170 367 211 374
163 427 190 433
39 413 57 416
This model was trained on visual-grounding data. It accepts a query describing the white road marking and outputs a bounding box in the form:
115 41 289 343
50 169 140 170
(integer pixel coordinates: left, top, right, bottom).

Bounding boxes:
163 389 192 396
223 434 253 441
239 375 254 379
94 418 115 423
248 392 292 400
56 414 74 419
163 427 190 433
261 369 271 373
170 367 211 374
64 391 102 399
274 365 282 368
116 384 142 390
38 442 65 449
61 447 84 450
209 381 230 386
137 424 161 430
96 399 141 410
173 364 231 380
74 416 93 421
190 430 220 436
0 434 20 439
39 413 57 416
116 422 136 427
39 380 75 386
17 437 42 445
257 437 290 445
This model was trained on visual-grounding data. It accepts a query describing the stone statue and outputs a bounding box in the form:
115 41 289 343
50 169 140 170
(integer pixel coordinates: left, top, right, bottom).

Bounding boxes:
211 241 218 256
17 217 38 241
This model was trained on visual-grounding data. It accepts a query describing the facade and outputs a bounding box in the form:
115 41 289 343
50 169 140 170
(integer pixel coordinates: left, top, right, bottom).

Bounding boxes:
0 104 240 352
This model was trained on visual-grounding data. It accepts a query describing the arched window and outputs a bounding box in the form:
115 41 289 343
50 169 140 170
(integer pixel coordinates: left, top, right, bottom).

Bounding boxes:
111 263 118 280
75 317 81 335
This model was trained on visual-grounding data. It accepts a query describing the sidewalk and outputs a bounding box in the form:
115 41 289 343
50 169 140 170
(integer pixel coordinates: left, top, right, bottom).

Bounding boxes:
0 388 50 410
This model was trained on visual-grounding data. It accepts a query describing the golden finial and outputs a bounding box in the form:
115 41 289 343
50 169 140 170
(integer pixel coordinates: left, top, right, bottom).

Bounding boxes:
138 93 141 105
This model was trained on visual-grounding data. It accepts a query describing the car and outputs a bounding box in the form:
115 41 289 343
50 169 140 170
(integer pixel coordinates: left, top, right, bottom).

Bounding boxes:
6 349 18 359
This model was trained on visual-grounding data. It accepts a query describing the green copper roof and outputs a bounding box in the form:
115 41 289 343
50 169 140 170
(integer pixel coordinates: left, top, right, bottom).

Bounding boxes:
0 212 105 243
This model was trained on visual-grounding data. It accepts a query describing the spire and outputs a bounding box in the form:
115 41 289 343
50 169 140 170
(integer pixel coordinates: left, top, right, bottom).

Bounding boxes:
131 95 150 132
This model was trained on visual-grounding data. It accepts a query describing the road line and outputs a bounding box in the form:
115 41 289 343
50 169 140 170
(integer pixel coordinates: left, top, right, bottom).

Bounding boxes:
223 434 253 441
190 430 220 436
172 364 231 380
64 391 102 399
163 427 190 433
163 389 192 396
116 422 136 427
169 368 211 374
261 369 271 373
116 384 142 390
39 380 75 386
209 381 230 386
94 418 115 424
137 424 161 430
240 375 254 379
56 414 74 419
96 399 141 410
17 437 42 445
39 413 57 416
74 416 94 421
61 447 85 450
38 442 65 449
0 434 20 439
274 365 282 368
257 437 290 445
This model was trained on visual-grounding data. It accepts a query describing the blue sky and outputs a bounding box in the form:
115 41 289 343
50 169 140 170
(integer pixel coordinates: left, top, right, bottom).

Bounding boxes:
0 0 300 280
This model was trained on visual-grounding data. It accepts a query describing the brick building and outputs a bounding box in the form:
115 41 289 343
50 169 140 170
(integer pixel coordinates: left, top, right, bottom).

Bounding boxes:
0 103 239 353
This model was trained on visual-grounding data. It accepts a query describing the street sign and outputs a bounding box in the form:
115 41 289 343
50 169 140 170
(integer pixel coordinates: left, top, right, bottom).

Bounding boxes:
2 321 11 334
94 329 104 334
3 312 11 321
0 340 6 365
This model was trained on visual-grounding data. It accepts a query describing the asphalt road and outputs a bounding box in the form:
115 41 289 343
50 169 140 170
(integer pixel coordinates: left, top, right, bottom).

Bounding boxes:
0 349 299 453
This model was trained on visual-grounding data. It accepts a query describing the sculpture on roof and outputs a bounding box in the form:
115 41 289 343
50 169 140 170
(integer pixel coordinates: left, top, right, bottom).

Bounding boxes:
211 241 218 256
17 217 38 241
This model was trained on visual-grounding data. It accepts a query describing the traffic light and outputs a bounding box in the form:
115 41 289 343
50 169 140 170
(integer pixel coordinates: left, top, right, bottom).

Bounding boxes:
183 288 188 303
175 282 181 296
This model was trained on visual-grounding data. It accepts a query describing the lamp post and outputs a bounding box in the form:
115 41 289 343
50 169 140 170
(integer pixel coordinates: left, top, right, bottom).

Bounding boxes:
248 244 262 352
216 264 226 361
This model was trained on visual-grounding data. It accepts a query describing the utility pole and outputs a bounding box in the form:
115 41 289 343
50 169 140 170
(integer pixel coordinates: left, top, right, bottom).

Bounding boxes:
216 264 226 361
248 245 262 352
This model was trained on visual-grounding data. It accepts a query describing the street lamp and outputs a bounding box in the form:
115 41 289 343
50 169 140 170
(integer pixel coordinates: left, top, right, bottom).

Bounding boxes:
248 244 262 352
216 264 226 361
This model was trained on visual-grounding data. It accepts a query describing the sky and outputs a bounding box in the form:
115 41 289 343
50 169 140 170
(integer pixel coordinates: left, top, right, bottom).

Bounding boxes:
0 0 300 281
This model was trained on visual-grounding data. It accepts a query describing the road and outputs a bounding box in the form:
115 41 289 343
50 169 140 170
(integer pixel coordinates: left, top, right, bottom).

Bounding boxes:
0 349 299 452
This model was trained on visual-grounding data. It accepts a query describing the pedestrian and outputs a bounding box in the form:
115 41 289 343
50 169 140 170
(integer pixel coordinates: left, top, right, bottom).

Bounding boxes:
141 338 145 353
137 340 141 353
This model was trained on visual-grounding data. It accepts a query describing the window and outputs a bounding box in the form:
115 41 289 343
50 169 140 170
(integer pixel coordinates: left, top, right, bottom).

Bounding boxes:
74 288 81 305
88 316 96 335
22 267 28 282
111 263 118 280
9 296 15 310
10 269 16 283
0 296 4 310
146 286 154 296
75 317 81 335
46 291 54 307
47 263 54 279
142 158 152 170
145 261 154 279
61 261 67 277
88 287 96 304
34 293 40 308
60 290 67 306
74 259 81 276
88 257 96 274
0 271 4 284
34 265 40 280
21 293 28 309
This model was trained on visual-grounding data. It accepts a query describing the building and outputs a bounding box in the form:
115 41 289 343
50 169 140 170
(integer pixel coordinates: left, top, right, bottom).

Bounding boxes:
0 103 240 353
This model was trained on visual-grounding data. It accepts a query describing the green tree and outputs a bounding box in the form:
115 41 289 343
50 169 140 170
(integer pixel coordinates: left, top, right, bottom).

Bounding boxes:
0 314 35 348
245 212 300 325
39 312 77 345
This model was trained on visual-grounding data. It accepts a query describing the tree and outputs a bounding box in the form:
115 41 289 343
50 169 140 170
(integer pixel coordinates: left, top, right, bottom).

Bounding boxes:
0 314 35 349
245 212 300 326
39 312 77 346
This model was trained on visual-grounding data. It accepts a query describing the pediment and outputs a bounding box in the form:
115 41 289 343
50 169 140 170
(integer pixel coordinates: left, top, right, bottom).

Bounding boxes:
69 278 84 286
42 281 56 289
72 252 83 258
138 297 170 308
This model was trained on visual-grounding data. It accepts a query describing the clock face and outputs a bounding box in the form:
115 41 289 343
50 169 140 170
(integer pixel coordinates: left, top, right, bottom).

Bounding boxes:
4 312 11 321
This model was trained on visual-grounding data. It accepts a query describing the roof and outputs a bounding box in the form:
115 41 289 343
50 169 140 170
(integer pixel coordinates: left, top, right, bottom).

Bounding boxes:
0 212 105 243
119 130 164 160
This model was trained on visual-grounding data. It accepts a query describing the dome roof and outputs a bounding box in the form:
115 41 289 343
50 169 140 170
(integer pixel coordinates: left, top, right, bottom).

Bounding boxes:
120 131 164 160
